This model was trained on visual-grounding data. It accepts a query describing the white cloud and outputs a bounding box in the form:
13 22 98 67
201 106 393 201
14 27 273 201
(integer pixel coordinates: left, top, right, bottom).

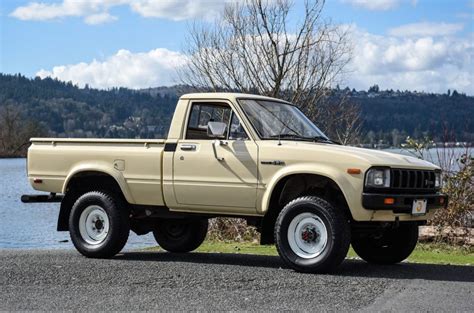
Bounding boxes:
388 22 464 37
341 0 420 10
457 12 474 20
34 20 473 94
84 12 117 25
10 0 124 22
36 48 188 89
129 0 227 21
342 0 401 11
344 25 473 94
10 0 230 24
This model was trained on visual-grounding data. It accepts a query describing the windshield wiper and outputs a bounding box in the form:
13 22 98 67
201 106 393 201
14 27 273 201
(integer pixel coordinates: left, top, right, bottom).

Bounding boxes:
269 133 341 144
269 133 311 140
311 136 341 145
270 133 301 138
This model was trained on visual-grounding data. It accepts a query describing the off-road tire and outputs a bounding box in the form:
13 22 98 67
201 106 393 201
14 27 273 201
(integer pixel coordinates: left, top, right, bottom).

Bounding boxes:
351 223 419 264
275 196 351 273
153 219 208 253
69 191 130 258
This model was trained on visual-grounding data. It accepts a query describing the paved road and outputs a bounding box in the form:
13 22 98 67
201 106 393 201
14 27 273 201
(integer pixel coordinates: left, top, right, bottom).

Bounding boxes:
0 250 473 311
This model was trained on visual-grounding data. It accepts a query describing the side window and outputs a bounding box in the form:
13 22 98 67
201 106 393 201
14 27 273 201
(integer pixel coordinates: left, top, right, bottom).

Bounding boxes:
228 112 249 140
186 103 231 140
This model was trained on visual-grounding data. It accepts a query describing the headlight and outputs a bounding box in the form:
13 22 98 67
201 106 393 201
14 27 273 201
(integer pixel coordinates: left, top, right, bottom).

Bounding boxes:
365 168 391 188
435 172 442 188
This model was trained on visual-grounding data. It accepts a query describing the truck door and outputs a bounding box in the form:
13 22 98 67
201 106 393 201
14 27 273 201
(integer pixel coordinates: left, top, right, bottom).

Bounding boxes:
173 101 258 211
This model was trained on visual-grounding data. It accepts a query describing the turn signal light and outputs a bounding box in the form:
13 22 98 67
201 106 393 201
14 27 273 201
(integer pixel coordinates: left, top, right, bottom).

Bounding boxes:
33 178 43 184
384 198 395 205
347 168 361 174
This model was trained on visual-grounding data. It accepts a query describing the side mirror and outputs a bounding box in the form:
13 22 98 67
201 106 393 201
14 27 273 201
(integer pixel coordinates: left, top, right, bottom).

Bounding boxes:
207 121 227 138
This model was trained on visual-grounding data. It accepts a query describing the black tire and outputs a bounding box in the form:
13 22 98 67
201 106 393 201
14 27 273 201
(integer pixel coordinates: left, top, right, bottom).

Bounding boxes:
275 196 351 273
153 219 208 253
69 191 130 258
351 223 418 264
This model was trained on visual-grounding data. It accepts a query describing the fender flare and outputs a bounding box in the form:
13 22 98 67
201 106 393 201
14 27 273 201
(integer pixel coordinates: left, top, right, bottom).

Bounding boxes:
259 163 356 215
62 162 135 204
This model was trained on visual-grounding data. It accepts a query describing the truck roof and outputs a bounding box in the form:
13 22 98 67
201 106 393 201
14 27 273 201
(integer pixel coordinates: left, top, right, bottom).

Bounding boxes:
180 92 291 104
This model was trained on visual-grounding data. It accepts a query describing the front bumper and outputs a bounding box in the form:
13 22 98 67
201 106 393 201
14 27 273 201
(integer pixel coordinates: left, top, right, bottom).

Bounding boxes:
362 193 448 213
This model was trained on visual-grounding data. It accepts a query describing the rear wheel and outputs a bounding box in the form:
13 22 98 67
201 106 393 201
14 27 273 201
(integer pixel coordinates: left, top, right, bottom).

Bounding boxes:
275 196 350 273
69 191 130 258
153 219 208 253
351 223 418 264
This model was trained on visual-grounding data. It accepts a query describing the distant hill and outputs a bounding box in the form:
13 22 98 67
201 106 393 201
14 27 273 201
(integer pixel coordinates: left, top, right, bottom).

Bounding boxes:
0 74 177 139
0 74 473 146
333 86 474 146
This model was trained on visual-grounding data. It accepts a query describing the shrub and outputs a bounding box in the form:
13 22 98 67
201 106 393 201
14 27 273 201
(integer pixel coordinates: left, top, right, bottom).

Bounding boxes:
207 218 260 242
404 137 473 245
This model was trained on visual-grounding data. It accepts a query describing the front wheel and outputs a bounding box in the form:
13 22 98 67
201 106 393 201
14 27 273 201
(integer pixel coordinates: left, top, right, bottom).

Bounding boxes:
153 219 208 253
275 196 351 273
69 191 130 258
351 223 418 264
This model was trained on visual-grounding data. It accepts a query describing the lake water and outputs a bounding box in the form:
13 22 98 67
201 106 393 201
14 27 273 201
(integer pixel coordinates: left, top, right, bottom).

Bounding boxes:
0 148 470 249
384 147 471 172
0 158 156 249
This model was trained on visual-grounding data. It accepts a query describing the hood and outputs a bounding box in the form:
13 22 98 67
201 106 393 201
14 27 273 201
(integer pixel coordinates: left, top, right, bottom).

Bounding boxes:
292 142 439 170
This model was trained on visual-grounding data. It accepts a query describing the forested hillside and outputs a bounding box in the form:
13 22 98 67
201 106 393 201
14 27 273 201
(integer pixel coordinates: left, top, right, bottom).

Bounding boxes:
0 74 177 140
0 74 473 156
333 85 474 146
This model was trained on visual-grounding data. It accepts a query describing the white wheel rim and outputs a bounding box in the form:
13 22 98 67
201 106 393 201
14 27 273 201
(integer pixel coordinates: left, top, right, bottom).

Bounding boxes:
79 205 110 245
287 212 328 259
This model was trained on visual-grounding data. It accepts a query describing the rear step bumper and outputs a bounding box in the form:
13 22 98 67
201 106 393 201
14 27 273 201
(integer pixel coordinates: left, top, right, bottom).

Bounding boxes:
21 193 64 203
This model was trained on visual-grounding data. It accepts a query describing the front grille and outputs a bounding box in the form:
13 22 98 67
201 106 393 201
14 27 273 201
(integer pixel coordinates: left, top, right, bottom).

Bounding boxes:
364 168 439 194
390 169 437 191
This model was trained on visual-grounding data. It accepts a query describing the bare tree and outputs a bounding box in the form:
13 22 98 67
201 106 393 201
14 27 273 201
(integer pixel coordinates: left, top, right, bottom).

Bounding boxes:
0 104 22 154
316 92 362 145
0 103 45 157
182 0 360 142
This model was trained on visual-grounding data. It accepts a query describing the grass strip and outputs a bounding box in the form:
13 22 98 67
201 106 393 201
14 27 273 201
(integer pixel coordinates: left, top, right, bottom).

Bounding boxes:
147 241 473 266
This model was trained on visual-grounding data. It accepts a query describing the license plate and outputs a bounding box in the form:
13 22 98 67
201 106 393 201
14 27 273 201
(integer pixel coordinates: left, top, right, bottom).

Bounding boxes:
412 199 427 215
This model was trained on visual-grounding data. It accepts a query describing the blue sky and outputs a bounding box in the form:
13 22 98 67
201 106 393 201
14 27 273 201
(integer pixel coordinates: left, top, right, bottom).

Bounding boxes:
1 0 473 93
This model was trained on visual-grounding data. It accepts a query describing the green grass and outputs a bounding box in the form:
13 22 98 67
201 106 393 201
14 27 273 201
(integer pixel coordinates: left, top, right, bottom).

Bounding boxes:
147 241 474 266
407 243 473 265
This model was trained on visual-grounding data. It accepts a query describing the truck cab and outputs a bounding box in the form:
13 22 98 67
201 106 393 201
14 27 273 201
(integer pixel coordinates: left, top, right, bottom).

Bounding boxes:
23 93 447 273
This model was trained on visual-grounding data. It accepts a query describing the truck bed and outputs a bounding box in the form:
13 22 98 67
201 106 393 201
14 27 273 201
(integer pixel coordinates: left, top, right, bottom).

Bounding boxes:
27 138 166 206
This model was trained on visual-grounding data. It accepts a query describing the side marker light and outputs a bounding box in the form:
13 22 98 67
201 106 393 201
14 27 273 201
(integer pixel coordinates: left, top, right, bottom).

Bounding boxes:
347 168 361 174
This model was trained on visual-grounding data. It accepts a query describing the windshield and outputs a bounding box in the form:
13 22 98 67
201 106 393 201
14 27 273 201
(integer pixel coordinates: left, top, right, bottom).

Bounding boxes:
239 99 328 141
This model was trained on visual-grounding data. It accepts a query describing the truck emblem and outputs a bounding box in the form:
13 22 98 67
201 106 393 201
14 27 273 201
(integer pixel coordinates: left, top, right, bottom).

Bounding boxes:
261 160 285 166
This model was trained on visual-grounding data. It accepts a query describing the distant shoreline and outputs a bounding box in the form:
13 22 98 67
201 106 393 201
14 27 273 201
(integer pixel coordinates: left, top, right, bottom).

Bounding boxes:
0 155 26 159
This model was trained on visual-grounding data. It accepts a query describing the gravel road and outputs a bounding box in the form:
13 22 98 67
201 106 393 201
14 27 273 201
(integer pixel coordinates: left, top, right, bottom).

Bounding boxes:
0 250 473 311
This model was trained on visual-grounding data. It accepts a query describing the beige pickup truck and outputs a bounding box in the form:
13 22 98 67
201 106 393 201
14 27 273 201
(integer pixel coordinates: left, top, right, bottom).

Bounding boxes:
23 93 447 273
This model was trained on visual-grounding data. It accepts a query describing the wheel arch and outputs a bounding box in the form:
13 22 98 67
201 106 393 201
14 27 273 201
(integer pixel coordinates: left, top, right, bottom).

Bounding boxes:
259 166 354 245
260 166 353 215
58 166 133 231
62 164 134 203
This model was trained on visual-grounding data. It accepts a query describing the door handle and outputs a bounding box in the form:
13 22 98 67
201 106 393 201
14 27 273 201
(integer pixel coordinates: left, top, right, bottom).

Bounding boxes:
180 144 196 151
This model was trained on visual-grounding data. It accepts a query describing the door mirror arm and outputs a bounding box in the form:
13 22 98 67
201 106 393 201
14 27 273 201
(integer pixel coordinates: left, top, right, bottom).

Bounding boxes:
212 140 226 161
